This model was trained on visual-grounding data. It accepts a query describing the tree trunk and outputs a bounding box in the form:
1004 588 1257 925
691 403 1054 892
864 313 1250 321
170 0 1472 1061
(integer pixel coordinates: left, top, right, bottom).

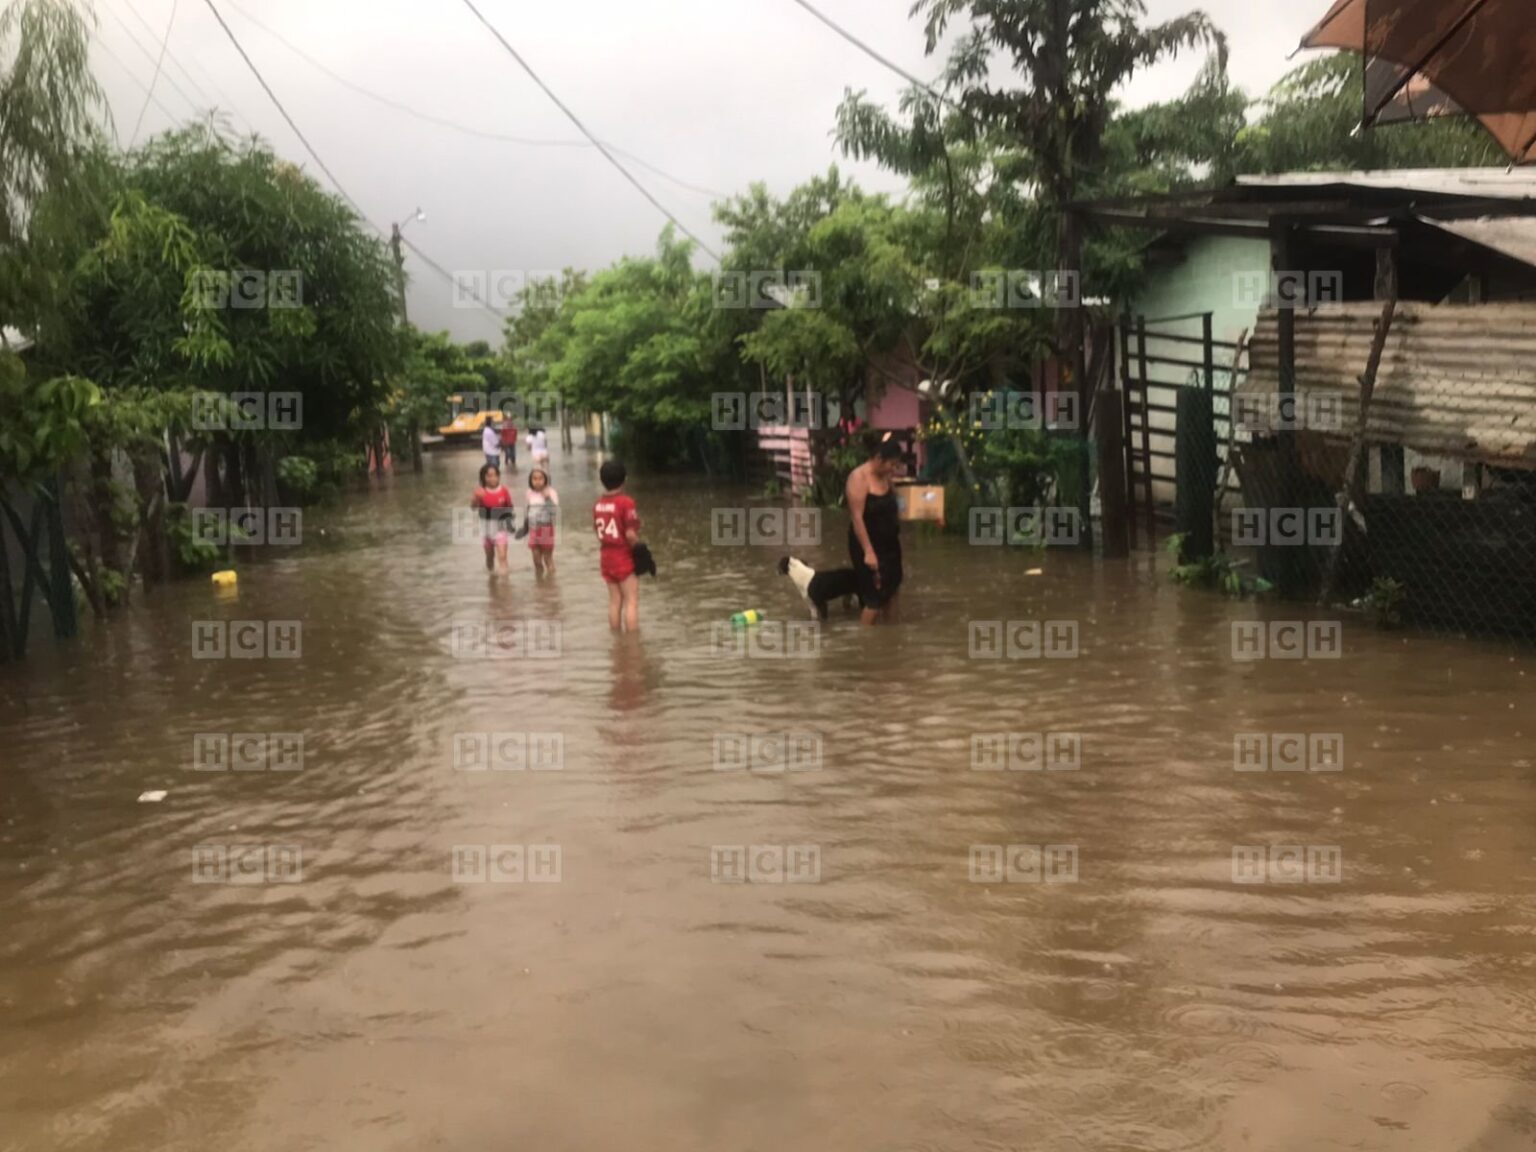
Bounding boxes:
204 441 225 508
69 463 108 619
0 516 20 661
42 478 79 640
409 419 423 473
90 445 124 599
223 439 246 509
134 450 170 588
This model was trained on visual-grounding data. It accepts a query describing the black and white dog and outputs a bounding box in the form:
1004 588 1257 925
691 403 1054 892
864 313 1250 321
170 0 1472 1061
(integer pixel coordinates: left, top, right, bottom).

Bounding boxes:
777 556 860 621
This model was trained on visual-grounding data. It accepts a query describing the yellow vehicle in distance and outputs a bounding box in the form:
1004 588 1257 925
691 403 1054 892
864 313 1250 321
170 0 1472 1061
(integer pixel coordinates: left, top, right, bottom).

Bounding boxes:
439 393 499 443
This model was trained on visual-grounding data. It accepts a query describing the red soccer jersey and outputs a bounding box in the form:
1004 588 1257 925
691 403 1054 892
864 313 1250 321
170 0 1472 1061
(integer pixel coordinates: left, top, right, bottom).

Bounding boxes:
593 494 639 551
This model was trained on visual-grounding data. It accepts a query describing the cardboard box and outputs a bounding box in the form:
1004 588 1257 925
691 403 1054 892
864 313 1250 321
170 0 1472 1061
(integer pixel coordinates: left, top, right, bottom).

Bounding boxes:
894 482 945 523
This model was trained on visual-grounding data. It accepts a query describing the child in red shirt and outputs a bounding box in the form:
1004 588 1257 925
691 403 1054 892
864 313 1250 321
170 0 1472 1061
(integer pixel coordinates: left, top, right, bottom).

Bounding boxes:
593 459 641 631
472 462 515 573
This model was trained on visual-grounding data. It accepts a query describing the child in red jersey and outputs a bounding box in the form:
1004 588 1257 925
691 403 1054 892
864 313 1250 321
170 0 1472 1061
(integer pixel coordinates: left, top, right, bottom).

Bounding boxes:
593 459 641 631
472 462 515 573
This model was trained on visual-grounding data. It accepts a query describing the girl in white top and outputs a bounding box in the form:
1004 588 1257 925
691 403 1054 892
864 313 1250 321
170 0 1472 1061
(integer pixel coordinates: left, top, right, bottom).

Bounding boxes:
522 467 559 576
526 427 551 468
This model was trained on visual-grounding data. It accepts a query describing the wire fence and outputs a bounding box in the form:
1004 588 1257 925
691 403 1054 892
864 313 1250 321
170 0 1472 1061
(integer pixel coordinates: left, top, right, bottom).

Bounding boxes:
1217 301 1536 646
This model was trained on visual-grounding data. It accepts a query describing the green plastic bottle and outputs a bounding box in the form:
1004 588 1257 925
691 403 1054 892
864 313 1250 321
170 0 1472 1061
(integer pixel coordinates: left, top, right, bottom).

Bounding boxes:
730 609 765 628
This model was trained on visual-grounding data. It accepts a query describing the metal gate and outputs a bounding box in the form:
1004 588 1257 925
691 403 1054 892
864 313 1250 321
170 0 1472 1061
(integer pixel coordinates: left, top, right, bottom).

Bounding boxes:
1119 311 1247 547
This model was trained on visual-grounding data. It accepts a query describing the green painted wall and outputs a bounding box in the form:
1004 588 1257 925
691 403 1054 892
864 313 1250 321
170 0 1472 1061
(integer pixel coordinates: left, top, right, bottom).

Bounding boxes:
1130 235 1272 357
1121 235 1271 503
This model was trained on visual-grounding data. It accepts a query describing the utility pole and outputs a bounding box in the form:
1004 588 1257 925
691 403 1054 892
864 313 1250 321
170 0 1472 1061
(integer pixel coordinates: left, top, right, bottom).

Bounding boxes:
390 223 409 325
390 208 425 473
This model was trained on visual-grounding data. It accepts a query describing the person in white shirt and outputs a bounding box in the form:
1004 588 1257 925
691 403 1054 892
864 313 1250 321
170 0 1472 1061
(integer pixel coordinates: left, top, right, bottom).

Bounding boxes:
527 426 551 468
481 419 500 471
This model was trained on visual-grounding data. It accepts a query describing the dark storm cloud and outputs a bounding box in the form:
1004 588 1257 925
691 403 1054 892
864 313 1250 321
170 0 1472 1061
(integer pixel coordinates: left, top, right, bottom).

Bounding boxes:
90 0 1326 343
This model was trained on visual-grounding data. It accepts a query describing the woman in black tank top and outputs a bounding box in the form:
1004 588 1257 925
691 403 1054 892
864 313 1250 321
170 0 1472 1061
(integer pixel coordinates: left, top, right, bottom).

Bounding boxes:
845 433 905 625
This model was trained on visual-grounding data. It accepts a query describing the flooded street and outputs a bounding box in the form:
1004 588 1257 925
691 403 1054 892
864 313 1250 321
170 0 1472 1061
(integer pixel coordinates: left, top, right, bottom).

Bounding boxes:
3 447 1536 1152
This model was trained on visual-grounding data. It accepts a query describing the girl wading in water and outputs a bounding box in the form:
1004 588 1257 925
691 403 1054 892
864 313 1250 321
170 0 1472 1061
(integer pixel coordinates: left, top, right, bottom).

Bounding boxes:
845 431 904 626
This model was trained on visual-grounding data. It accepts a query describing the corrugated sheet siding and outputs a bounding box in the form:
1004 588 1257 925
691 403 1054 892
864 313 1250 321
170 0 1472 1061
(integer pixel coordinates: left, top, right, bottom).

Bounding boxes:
1241 302 1536 467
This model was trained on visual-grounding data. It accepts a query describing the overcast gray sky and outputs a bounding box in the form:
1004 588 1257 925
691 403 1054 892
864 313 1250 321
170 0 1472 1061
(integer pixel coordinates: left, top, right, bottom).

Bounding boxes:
89 0 1327 343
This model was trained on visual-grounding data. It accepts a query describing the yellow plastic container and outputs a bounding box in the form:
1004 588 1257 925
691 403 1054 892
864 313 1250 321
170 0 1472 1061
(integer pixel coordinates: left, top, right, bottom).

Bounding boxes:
211 570 238 587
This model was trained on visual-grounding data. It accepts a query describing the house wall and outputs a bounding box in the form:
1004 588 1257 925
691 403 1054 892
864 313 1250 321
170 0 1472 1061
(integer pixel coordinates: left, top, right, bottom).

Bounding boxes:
1125 235 1270 505
864 351 929 472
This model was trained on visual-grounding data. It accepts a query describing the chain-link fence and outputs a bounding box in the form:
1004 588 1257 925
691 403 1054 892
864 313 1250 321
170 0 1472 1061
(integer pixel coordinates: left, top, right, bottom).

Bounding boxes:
1220 301 1536 644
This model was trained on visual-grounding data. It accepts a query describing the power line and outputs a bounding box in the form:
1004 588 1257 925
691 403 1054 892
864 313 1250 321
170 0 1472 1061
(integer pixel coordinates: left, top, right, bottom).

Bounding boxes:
119 0 258 135
99 1 206 118
454 0 723 261
127 0 178 148
196 0 510 323
120 0 215 107
787 0 964 116
217 0 726 201
90 29 185 139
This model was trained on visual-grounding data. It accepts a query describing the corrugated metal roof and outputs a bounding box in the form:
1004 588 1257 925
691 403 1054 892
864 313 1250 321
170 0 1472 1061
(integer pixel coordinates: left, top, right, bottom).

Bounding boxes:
1425 216 1536 267
1239 301 1536 468
1234 168 1536 200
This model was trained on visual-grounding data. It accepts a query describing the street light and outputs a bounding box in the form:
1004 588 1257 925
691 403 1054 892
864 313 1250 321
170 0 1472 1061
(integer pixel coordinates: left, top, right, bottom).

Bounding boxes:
388 208 425 322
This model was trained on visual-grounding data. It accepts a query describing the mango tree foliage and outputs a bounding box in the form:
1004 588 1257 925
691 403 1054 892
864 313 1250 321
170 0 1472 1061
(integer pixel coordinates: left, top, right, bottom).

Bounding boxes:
123 126 402 440
1236 52 1504 172
0 0 104 336
531 230 728 468
390 328 483 454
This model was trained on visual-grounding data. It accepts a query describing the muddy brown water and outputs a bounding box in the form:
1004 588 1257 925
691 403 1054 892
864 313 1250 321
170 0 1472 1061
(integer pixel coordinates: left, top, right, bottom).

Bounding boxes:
3 448 1536 1152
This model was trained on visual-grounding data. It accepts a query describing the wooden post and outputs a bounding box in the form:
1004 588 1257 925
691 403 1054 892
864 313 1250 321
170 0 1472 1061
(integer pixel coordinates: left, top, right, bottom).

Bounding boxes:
1202 312 1215 393
1134 316 1155 546
1374 247 1405 495
1272 224 1302 598
1097 387 1129 558
1059 209 1094 551
1318 246 1398 607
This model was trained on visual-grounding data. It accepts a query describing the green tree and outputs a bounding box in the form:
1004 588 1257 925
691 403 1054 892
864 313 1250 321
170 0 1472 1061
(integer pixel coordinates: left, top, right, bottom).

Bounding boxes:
914 0 1223 276
389 328 482 471
1237 52 1503 172
536 230 729 470
0 0 107 655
